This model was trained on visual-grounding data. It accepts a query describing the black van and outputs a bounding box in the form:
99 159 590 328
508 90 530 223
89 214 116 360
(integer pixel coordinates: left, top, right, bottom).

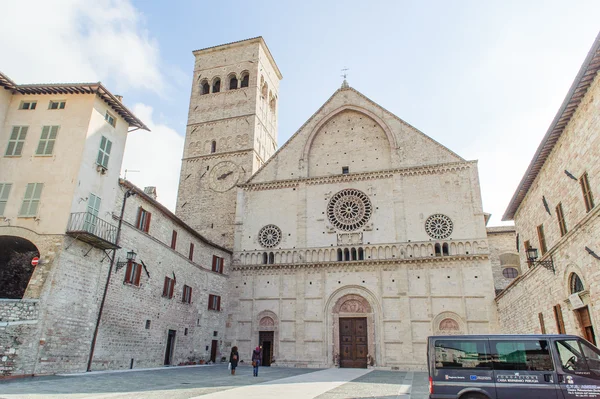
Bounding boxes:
428 334 600 398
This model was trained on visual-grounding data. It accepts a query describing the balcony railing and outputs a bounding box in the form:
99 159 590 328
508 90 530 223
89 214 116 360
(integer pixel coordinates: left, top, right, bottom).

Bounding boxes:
66 212 119 250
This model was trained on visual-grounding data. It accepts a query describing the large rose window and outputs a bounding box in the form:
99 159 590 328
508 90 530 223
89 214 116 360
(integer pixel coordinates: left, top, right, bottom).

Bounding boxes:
327 189 372 231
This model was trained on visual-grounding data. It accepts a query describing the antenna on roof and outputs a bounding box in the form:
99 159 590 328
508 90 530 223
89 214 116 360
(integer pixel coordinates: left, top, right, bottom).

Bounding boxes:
124 169 140 180
341 67 349 89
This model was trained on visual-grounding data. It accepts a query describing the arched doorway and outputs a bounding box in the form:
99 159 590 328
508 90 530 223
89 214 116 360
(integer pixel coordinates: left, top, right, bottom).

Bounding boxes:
328 289 379 368
0 236 40 299
569 272 596 345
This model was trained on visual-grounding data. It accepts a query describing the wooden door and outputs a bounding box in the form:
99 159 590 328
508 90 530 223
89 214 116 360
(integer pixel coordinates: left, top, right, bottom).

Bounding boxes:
339 317 368 368
577 306 596 345
164 329 176 365
259 331 274 366
210 340 218 363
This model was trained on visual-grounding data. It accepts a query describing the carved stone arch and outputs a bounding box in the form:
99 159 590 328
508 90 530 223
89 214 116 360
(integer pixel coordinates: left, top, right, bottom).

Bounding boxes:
563 263 589 302
433 311 466 335
302 105 397 164
257 310 279 331
326 285 381 367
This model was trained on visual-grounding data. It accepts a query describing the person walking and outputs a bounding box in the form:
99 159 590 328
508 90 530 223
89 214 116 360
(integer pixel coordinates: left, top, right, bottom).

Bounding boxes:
229 346 239 375
251 346 262 377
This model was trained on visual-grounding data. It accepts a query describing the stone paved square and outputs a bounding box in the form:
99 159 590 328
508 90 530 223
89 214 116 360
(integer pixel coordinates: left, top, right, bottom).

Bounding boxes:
0 365 430 399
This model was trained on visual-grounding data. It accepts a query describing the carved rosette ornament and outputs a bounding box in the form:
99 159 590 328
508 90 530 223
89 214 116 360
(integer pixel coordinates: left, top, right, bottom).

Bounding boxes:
327 189 373 232
439 318 460 331
258 224 282 248
259 317 275 327
425 214 453 239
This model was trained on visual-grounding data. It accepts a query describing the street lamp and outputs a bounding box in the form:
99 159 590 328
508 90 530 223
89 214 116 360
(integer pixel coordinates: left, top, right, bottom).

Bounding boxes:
526 247 555 274
116 249 137 271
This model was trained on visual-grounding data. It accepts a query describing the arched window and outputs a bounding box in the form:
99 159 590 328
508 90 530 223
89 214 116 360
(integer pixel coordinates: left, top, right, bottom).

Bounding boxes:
229 75 238 90
502 267 519 278
212 78 221 93
262 252 268 265
570 273 584 294
358 247 364 260
240 72 249 88
344 248 350 261
210 140 216 153
442 243 449 256
268 252 274 264
434 243 442 256
337 249 343 261
351 248 357 261
269 91 276 112
200 80 210 95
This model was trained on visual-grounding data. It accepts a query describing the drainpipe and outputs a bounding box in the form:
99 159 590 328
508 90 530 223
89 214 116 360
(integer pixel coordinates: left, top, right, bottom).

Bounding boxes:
87 187 136 372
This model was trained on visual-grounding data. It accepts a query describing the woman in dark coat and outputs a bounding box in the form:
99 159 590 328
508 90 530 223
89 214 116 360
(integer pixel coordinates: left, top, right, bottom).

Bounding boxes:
229 346 239 375
252 346 262 377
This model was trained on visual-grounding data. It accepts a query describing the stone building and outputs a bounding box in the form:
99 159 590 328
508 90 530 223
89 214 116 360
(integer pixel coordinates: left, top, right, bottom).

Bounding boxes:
496 32 600 341
0 72 230 376
486 225 521 294
177 37 502 369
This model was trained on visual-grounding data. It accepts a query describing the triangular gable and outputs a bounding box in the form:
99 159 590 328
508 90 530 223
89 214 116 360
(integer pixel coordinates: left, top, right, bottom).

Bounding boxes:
247 86 464 184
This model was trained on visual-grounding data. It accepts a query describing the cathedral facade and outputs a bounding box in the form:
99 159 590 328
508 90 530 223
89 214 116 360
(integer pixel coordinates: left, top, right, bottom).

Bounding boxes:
177 37 500 369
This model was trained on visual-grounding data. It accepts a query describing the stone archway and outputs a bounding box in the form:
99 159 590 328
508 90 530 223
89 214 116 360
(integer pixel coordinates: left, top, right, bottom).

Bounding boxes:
255 310 279 366
0 235 40 299
326 287 380 367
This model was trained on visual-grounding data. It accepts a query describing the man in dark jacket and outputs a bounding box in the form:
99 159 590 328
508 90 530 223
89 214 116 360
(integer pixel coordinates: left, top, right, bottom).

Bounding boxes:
251 346 262 377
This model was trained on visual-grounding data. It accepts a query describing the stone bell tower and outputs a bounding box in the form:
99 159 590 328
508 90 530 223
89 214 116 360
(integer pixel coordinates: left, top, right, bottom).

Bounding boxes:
176 37 282 249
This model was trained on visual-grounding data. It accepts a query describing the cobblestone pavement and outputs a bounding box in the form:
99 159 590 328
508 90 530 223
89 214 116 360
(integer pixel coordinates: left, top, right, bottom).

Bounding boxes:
0 365 430 399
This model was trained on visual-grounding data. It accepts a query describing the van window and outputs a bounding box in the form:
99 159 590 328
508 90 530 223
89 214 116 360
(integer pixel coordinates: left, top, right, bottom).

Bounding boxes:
491 339 553 371
556 339 600 375
434 339 491 369
557 339 588 373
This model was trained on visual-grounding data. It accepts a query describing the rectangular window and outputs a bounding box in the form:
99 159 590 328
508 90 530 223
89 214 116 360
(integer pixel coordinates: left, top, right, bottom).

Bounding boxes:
171 230 177 249
537 224 547 255
434 339 491 369
554 304 566 334
539 312 546 334
208 294 221 311
182 285 192 304
342 166 349 174
556 203 568 237
189 243 194 261
135 207 151 232
5 126 28 156
124 261 142 286
580 172 595 212
491 339 553 371
19 101 36 110
0 183 12 216
19 183 43 217
105 111 116 127
35 126 59 156
48 100 66 110
96 136 112 168
163 276 175 299
212 255 224 274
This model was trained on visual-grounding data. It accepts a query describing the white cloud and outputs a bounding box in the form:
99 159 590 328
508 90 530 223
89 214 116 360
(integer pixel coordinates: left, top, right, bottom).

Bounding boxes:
122 104 184 212
0 0 164 93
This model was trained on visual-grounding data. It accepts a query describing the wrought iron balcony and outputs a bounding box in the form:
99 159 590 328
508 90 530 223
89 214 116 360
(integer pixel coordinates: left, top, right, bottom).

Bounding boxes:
66 212 119 250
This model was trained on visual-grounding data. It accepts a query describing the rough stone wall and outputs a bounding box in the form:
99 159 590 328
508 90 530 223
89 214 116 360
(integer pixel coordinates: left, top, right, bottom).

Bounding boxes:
486 227 521 292
90 186 231 370
497 69 600 336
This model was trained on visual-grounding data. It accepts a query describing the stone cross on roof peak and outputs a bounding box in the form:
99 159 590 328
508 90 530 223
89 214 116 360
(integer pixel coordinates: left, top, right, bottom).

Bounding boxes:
341 68 350 89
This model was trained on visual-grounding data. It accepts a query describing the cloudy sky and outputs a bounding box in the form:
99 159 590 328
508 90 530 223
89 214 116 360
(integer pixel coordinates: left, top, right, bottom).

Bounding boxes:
1 0 598 225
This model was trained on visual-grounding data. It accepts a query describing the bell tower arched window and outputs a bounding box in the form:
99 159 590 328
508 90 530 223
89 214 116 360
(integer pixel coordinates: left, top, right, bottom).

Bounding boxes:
210 140 216 154
201 80 210 95
212 78 221 93
229 75 238 90
240 72 249 88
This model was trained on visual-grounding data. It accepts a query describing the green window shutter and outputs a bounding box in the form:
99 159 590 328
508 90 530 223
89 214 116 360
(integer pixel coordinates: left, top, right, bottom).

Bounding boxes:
0 183 12 216
19 183 43 216
97 136 112 168
6 126 28 156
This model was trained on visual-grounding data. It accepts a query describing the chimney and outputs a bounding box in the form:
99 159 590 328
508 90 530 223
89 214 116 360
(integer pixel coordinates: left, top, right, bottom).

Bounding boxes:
115 94 123 102
143 186 157 200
